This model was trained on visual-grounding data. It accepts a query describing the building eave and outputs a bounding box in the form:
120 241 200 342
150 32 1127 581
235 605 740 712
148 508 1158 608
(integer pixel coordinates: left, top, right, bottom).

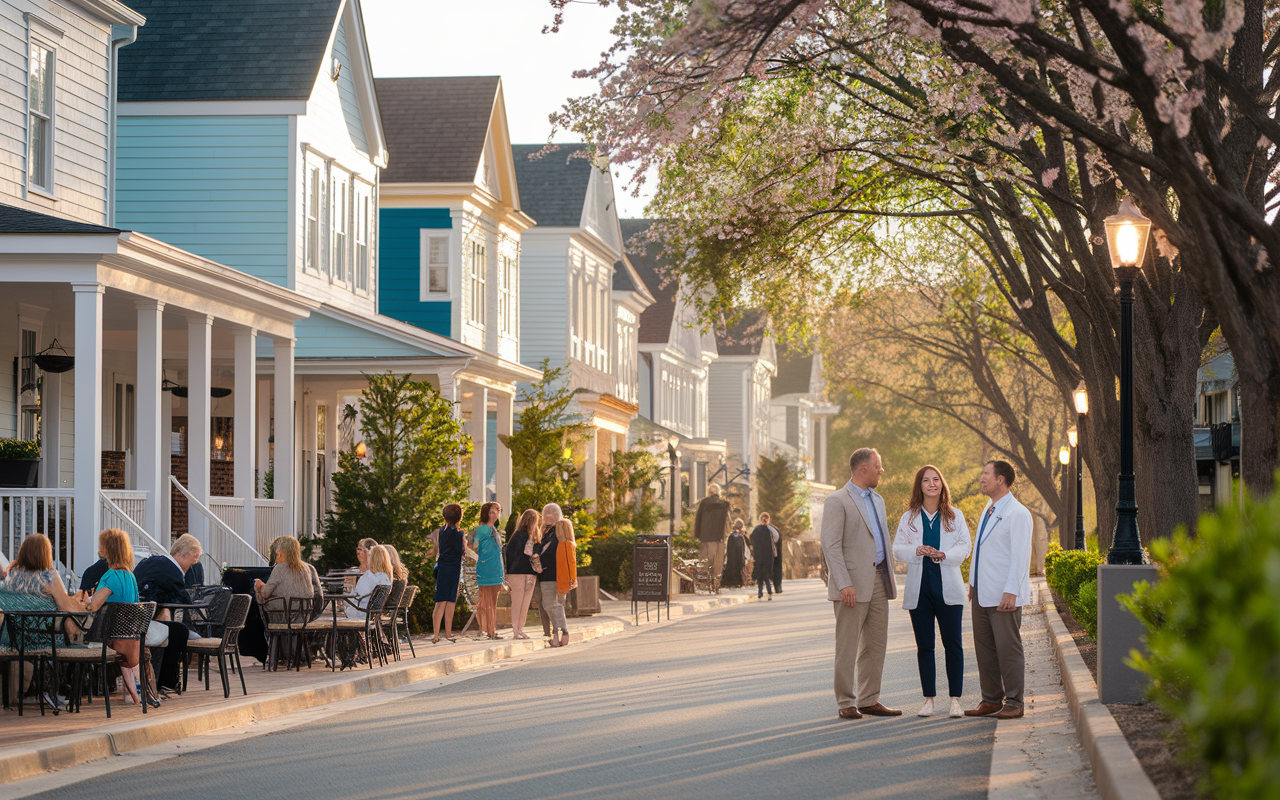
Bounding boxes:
69 0 146 26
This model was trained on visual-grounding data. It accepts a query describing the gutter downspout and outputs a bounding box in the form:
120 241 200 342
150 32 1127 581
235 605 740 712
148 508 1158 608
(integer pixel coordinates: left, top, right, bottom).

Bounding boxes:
107 24 138 227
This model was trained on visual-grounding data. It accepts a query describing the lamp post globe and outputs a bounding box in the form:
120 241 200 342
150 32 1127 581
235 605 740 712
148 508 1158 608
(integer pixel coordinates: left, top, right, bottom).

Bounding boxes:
1103 197 1151 565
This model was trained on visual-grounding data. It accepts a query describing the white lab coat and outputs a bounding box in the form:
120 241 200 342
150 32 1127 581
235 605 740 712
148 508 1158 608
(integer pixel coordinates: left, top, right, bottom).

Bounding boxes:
892 508 972 609
967 493 1034 608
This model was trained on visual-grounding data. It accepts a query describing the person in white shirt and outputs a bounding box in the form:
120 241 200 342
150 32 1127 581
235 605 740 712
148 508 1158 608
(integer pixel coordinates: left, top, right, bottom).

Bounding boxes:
347 545 393 620
892 465 972 718
965 460 1033 720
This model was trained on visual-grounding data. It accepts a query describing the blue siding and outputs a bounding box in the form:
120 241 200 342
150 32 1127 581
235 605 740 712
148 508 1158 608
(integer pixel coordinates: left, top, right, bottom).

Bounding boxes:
333 20 368 153
116 116 291 285
292 311 451 359
378 207 452 337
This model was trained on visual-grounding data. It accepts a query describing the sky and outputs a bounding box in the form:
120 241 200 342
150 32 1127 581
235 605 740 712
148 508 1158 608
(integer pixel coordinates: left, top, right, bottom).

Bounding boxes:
362 0 653 218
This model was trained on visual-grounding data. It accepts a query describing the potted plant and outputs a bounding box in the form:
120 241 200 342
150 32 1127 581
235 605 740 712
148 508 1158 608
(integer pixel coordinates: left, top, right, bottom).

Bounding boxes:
0 438 41 488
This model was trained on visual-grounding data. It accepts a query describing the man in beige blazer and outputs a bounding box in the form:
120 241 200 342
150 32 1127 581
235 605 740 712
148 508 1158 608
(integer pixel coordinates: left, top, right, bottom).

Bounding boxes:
821 447 901 719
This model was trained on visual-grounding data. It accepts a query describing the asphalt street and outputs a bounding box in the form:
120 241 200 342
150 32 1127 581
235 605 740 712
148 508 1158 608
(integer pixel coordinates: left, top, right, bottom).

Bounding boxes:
22 579 996 800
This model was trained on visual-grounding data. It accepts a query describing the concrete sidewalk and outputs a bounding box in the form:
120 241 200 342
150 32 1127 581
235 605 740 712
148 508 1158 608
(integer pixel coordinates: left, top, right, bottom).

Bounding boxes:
0 588 756 786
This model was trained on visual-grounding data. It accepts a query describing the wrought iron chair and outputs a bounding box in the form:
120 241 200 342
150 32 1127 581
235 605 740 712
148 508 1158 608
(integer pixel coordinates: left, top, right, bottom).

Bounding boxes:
62 601 155 718
395 585 419 658
335 584 390 669
377 580 406 662
184 594 251 698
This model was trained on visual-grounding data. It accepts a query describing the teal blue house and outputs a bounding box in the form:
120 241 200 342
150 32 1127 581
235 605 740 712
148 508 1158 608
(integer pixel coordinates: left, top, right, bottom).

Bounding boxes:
114 1 535 530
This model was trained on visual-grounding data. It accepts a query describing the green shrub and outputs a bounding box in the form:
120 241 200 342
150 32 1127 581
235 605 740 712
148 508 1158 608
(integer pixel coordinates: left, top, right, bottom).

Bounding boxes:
1123 479 1280 799
1045 542 1103 604
582 527 637 593
1069 577 1098 638
0 438 39 459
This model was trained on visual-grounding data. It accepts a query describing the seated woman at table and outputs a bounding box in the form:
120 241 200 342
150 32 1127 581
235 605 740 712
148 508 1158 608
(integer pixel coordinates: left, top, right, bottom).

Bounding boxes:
346 545 392 620
356 538 379 573
383 545 410 583
83 528 143 704
253 536 323 622
1 534 86 632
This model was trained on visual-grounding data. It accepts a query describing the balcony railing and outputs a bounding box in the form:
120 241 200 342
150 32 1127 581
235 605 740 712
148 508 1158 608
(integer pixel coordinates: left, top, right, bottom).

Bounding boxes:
0 489 74 567
100 490 165 562
170 476 267 575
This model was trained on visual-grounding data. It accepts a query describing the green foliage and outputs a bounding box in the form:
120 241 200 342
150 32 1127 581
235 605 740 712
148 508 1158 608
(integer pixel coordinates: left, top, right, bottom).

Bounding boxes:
308 373 471 633
582 526 637 593
262 468 274 500
1070 578 1098 638
501 361 593 515
595 443 666 536
755 452 810 538
0 438 39 459
569 507 597 569
1045 541 1103 639
1123 482 1280 799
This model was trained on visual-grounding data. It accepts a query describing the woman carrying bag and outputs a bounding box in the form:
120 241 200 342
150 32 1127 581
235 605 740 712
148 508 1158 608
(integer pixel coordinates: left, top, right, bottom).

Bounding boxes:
892 465 972 718
504 509 541 640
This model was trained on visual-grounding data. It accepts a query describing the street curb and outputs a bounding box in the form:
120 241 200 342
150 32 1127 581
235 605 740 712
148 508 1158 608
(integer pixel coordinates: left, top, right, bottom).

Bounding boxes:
1035 577 1160 800
0 618 623 786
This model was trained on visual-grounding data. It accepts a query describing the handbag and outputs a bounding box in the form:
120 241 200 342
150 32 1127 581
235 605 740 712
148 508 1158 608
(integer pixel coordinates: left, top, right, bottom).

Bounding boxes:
145 620 169 647
526 537 544 574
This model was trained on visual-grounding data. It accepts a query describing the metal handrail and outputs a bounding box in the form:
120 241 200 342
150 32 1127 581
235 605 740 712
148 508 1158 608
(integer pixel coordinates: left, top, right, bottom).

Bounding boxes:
99 489 167 561
169 475 267 570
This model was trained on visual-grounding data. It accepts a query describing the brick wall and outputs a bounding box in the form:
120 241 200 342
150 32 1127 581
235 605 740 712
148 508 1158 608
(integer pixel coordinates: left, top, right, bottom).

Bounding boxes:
170 455 187 536
101 451 127 490
211 459 234 497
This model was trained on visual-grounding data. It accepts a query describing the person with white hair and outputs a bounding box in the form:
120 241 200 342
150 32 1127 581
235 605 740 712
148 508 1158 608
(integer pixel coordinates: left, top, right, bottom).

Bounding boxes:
134 533 203 694
535 503 568 644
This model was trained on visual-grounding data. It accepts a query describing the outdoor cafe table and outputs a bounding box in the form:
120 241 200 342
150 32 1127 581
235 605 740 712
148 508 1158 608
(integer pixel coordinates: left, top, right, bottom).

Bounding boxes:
155 601 213 637
1 608 93 717
321 593 360 671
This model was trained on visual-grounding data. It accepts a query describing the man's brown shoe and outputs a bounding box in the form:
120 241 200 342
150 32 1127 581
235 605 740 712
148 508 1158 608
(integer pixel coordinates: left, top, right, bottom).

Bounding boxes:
994 704 1024 719
856 702 902 717
964 702 1003 717
837 707 863 720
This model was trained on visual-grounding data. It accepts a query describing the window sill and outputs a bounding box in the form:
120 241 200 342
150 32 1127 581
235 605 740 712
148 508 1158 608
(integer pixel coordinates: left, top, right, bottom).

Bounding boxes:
27 184 56 202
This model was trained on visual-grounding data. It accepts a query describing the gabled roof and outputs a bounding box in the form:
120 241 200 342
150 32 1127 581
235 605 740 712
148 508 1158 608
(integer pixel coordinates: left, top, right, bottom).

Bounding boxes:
715 310 769 356
624 219 679 344
0 204 119 234
377 76 502 184
118 0 343 101
772 348 816 396
511 144 594 227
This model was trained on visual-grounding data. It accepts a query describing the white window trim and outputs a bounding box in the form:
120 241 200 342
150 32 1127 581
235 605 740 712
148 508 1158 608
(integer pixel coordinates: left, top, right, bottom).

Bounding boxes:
353 179 373 296
330 168 350 288
420 230 453 301
467 238 487 328
25 31 58 199
304 160 321 274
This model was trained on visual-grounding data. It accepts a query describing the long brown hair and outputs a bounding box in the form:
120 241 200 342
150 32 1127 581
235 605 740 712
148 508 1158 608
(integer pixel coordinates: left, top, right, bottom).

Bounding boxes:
517 509 542 544
275 536 305 573
908 465 956 532
15 534 53 572
100 528 134 571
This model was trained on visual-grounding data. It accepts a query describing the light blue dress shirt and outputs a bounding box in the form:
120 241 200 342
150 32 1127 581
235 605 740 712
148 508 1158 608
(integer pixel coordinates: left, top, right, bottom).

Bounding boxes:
846 480 888 566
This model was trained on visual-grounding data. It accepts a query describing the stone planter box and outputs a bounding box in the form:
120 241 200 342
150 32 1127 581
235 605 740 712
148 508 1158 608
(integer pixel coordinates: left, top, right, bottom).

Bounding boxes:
0 459 39 488
565 575 600 617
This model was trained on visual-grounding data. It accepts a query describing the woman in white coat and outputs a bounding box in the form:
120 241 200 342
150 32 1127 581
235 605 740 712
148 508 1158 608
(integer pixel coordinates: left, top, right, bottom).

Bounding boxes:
893 465 972 718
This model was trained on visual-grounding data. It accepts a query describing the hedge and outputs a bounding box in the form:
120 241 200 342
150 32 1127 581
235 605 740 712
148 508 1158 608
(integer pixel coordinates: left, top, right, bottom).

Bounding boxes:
1045 541 1103 638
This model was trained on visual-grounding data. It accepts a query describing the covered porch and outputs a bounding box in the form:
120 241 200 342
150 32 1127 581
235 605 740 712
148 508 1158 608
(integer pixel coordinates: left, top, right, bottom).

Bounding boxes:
0 217 316 573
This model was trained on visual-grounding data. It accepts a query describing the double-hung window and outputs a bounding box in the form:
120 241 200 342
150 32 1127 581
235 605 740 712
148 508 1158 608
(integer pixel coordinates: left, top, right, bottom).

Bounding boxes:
498 254 514 336
27 40 54 194
468 240 486 326
331 170 349 283
421 232 450 297
305 165 321 273
354 186 370 292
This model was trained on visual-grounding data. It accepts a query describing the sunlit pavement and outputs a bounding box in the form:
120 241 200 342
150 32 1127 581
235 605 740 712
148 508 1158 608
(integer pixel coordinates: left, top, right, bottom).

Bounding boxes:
19 579 996 800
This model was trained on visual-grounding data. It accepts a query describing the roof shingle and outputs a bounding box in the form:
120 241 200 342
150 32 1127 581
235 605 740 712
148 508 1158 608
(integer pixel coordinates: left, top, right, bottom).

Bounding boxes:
377 76 500 184
772 348 816 396
511 143 593 227
0 204 119 234
715 310 768 356
119 0 341 101
624 219 680 344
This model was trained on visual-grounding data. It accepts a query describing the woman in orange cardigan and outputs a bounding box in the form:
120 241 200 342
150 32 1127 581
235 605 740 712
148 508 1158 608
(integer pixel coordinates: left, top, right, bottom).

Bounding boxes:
553 518 578 647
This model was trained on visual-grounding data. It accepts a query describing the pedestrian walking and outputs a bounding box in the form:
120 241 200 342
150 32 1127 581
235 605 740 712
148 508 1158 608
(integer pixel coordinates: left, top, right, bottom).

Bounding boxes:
430 503 474 644
504 509 541 640
535 504 569 645
553 517 578 648
470 501 506 640
892 466 972 718
765 513 784 594
820 447 901 720
693 484 731 582
749 514 775 600
965 460 1033 720
721 519 749 588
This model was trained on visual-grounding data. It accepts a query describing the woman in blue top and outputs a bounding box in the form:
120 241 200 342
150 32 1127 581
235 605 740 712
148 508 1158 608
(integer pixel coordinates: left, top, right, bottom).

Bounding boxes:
469 501 506 640
892 466 972 719
83 528 143 705
430 503 474 643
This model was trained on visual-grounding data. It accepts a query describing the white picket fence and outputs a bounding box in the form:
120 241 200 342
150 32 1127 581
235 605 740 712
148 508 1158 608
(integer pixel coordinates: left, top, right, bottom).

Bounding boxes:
253 499 287 555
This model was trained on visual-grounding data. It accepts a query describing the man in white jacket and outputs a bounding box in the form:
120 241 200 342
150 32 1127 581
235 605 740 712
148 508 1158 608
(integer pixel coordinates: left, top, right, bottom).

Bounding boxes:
965 460 1033 720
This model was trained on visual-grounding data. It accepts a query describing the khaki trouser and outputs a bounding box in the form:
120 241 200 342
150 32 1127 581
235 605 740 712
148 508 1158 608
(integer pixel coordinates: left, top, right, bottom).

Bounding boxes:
700 539 725 581
832 562 890 708
971 603 1024 707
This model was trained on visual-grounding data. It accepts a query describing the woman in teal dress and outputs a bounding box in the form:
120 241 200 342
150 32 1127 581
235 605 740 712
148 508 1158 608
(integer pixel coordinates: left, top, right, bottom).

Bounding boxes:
469 501 506 640
82 529 143 705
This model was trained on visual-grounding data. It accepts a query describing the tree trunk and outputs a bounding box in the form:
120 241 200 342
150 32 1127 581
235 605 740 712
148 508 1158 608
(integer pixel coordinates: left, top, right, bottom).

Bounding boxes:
1238 378 1279 496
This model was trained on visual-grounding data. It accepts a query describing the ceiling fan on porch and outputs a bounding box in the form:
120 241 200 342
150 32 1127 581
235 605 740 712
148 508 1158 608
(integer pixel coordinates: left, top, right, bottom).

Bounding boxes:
160 370 231 398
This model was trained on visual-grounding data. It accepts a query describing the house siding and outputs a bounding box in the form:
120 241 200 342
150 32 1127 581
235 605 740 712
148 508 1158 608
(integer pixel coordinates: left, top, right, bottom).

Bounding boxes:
517 233 571 374
708 359 747 460
115 115 291 283
377 206 452 337
291 312 443 359
331 18 367 155
0 0 112 224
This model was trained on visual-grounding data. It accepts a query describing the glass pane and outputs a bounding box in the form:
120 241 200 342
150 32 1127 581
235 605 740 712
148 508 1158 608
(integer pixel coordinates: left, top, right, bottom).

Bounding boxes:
429 237 448 265
30 115 47 187
29 44 49 115
430 265 447 293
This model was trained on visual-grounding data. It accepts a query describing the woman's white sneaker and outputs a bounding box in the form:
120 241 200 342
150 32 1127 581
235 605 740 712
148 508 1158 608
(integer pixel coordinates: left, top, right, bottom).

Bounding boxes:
949 697 964 718
917 698 935 717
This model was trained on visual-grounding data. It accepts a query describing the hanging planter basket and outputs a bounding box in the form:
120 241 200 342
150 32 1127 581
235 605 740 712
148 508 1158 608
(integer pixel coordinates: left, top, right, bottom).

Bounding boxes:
30 339 74 373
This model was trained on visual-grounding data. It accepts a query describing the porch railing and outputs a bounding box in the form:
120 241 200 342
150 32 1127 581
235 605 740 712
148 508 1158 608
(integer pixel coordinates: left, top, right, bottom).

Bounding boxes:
253 499 287 556
208 497 244 539
100 490 166 563
170 475 267 573
102 490 148 529
1 489 75 569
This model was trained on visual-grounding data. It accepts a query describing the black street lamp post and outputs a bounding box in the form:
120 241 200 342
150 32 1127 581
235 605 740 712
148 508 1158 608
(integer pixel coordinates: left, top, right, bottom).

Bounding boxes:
1103 198 1151 566
667 443 680 537
1071 383 1088 550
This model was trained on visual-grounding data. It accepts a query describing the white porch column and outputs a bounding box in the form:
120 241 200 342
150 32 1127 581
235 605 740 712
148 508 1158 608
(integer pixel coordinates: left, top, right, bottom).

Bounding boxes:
469 384 488 502
234 329 257 546
162 386 173 536
41 373 61 488
256 377 270 496
583 428 598 509
495 390 512 511
437 371 459 415
817 416 829 484
187 315 213 545
273 338 295 537
71 283 104 572
136 300 165 538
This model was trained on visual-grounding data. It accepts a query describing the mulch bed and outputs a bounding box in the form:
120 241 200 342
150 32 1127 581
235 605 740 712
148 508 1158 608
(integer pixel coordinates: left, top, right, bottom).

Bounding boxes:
1050 591 1205 799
